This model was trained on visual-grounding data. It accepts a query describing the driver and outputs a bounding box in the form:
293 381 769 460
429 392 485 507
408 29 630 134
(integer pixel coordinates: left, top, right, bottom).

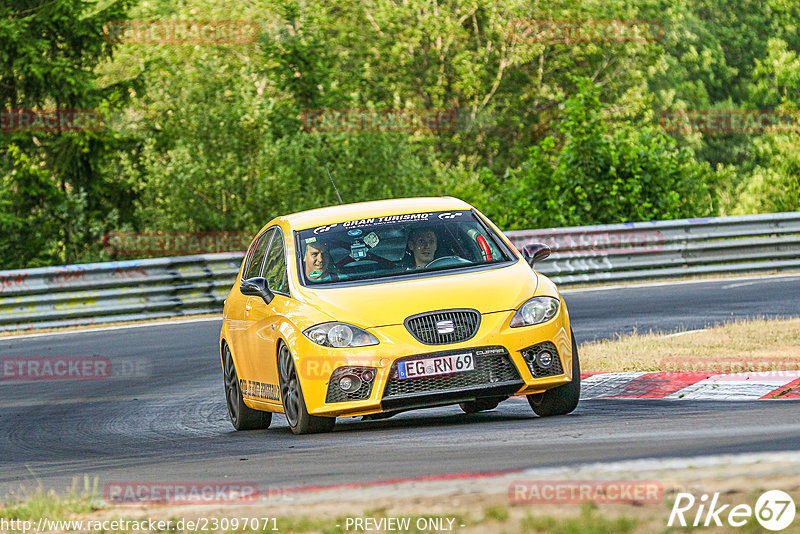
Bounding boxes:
406 228 438 269
303 240 337 281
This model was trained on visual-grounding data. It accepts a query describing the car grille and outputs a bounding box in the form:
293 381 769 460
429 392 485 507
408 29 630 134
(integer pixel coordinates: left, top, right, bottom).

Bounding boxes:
521 341 564 378
383 346 522 398
325 367 375 403
404 309 480 345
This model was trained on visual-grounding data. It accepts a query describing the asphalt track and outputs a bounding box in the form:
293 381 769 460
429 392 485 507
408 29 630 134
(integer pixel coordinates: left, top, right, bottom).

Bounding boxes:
1 274 799 497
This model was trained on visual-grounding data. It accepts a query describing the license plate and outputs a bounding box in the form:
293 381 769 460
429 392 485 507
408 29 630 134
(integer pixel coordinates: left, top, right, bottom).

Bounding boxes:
397 353 474 380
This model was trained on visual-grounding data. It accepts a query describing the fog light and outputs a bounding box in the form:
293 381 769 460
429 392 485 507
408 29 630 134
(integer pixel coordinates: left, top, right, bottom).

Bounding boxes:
361 369 376 382
338 375 362 392
537 351 553 368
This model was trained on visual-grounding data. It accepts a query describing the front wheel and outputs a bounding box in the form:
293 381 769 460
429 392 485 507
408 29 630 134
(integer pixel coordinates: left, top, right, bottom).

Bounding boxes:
277 343 335 435
527 329 581 417
222 344 272 430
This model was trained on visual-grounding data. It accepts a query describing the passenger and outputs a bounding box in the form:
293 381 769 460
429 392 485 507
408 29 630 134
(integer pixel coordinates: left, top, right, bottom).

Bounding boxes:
303 241 337 281
405 228 438 269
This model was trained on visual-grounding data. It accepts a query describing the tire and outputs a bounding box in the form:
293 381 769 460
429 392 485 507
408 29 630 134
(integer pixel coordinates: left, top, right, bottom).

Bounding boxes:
222 343 272 430
527 329 581 417
277 343 336 435
459 398 502 414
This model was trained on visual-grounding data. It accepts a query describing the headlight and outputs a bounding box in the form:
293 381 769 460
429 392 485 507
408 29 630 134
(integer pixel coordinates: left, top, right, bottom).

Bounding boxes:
302 322 379 348
510 297 560 327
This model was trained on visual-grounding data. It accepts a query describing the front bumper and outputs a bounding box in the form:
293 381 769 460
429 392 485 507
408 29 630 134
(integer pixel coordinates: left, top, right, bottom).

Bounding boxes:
379 346 525 411
295 302 574 417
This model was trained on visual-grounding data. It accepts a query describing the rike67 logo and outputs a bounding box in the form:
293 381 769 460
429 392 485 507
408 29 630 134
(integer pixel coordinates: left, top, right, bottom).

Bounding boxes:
669 490 796 531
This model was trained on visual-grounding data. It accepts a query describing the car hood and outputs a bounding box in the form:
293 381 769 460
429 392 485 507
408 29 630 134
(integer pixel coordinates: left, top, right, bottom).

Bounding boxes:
295 261 538 328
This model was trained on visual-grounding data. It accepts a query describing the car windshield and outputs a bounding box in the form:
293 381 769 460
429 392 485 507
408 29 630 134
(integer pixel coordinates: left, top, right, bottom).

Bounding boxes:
295 210 515 285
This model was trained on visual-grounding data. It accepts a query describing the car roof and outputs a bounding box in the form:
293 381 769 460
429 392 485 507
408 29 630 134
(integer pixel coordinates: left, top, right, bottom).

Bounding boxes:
281 197 474 230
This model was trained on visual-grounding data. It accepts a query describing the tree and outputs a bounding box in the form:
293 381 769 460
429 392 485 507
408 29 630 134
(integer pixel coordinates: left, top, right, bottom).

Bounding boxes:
492 78 721 229
0 0 135 269
734 37 800 214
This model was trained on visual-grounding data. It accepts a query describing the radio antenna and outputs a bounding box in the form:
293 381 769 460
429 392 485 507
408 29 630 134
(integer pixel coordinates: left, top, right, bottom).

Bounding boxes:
326 168 344 205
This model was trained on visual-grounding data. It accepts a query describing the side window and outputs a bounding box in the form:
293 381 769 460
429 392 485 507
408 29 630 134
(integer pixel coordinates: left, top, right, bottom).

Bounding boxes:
243 228 274 280
263 230 288 294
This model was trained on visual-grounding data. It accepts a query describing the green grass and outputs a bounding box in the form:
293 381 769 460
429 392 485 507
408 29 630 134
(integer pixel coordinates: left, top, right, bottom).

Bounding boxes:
0 483 647 534
483 505 511 522
0 477 102 522
520 504 637 534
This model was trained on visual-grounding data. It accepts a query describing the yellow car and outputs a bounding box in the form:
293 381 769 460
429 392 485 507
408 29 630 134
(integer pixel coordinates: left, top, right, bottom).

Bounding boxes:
220 197 579 434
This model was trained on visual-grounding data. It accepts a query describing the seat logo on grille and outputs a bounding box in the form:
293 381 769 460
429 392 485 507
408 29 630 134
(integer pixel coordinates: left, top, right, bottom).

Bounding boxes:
435 320 455 334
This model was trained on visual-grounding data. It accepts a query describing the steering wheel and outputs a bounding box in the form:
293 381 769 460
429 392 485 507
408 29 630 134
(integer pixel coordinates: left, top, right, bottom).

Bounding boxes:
335 252 396 269
425 256 472 269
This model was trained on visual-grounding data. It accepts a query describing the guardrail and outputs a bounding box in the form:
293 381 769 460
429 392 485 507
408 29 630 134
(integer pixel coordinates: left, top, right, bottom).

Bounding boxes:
0 254 244 332
505 211 800 285
1 212 798 331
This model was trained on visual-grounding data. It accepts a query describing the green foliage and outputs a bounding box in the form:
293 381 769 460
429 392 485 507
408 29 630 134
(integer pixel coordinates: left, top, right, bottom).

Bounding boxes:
0 0 136 269
520 504 637 534
735 134 800 214
735 37 800 214
492 78 720 230
0 478 101 521
483 505 510 522
2 0 798 268
649 0 800 210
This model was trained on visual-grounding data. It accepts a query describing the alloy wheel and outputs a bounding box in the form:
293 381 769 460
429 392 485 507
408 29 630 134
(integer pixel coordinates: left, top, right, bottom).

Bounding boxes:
278 344 301 426
223 345 240 424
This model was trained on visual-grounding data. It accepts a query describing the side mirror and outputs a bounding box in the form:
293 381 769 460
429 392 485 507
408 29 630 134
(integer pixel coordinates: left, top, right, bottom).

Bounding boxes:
239 277 275 304
522 243 551 267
